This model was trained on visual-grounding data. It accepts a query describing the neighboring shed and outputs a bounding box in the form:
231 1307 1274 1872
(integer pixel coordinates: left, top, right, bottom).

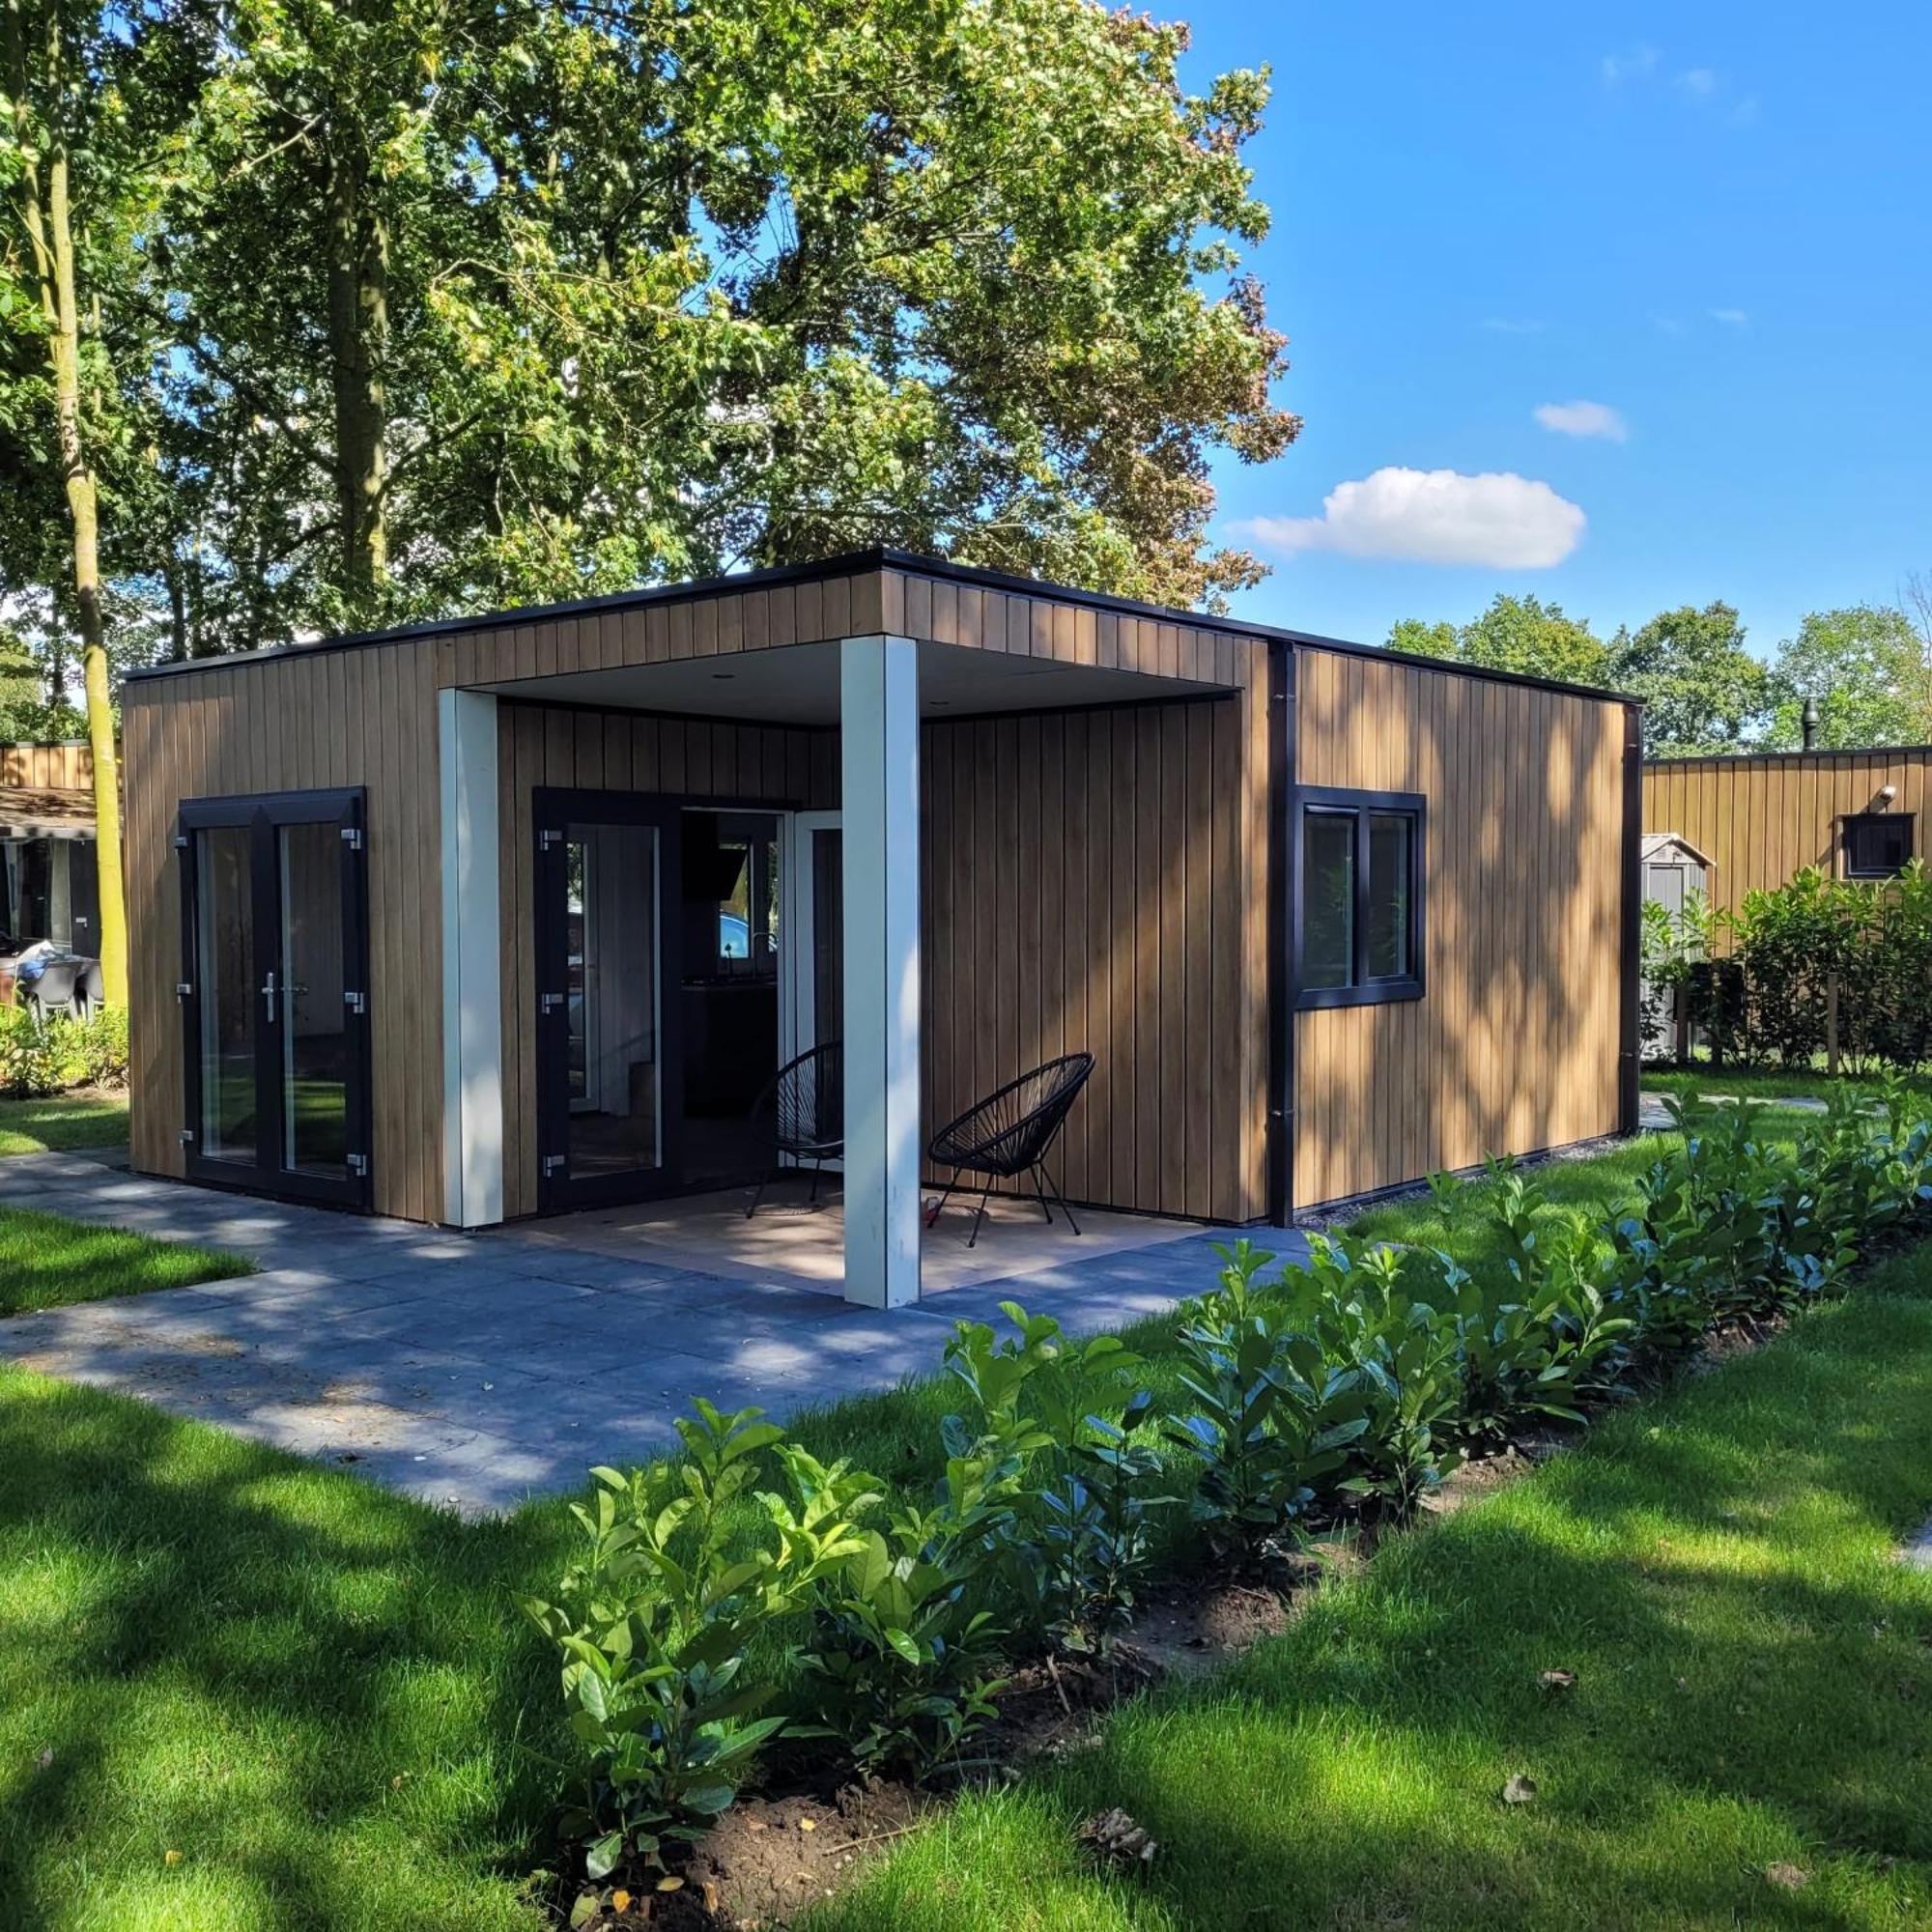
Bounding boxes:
0 742 100 952
1637 833 1712 1055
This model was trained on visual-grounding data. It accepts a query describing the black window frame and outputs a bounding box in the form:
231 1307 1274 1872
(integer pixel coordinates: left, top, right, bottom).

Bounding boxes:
1840 811 1915 881
1291 785 1427 1010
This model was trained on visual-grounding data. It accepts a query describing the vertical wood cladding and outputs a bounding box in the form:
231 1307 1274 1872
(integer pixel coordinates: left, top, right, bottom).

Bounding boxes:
919 687 1265 1226
1292 647 1626 1208
1642 750 1932 917
122 640 444 1222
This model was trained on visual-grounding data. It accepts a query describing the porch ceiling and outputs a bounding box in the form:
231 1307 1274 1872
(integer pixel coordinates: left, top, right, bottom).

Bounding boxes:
470 635 1228 724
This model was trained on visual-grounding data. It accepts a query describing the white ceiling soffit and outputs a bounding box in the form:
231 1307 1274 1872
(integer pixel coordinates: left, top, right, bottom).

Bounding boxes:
475 637 1230 725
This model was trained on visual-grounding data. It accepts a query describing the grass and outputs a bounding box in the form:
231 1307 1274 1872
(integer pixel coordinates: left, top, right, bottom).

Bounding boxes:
0 1091 129 1155
1644 1063 1932 1105
806 1244 1932 1932
3 1127 1928 1929
0 1205 253 1318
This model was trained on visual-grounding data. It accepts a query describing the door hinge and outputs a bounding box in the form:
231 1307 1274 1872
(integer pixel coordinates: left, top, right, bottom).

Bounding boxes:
540 828 563 852
173 834 188 849
542 1153 566 1178
176 980 193 1001
539 990 565 1015
340 826 364 852
179 1127 196 1146
343 990 367 1015
347 1152 370 1178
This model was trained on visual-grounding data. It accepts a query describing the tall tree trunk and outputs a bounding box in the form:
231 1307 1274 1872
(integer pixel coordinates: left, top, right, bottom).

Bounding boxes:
326 145 388 613
6 0 127 1005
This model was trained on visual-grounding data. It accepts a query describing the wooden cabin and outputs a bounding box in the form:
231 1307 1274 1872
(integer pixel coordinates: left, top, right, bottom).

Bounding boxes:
1642 746 1932 918
1 741 100 954
120 551 1639 1304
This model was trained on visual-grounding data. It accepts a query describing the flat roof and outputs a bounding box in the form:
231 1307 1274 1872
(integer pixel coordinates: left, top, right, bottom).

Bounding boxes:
123 545 1638 706
1645 744 1932 767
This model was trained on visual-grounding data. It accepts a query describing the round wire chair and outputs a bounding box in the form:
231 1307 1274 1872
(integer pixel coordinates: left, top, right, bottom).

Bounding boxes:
744 1040 844 1219
925 1051 1094 1246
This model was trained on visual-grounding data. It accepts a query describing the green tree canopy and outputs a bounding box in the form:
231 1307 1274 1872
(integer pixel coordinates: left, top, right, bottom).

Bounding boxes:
1766 604 1932 750
125 0 1296 649
1607 601 1777 755
1387 593 1610 688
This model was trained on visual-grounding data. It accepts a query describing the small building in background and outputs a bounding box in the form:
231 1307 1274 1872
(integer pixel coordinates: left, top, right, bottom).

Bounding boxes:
1642 745 1931 917
0 742 99 953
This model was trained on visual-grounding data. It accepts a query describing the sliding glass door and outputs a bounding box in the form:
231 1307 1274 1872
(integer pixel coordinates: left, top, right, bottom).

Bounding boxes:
178 790 371 1208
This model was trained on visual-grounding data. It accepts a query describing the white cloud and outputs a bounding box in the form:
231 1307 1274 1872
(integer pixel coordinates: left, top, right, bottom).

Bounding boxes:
1677 66 1719 96
1654 315 1686 336
1534 399 1629 442
1235 469 1586 571
1710 307 1748 326
1601 45 1659 86
1481 317 1544 336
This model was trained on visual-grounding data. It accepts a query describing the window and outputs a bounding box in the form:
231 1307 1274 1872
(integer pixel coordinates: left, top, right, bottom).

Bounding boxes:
1842 812 1914 880
1293 787 1425 1009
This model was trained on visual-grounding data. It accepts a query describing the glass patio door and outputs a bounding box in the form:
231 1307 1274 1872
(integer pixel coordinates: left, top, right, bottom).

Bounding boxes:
534 790 683 1209
178 790 371 1208
787 811 843 1060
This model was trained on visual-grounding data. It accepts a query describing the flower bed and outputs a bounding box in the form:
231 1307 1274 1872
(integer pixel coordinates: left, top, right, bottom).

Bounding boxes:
525 1090 1932 1926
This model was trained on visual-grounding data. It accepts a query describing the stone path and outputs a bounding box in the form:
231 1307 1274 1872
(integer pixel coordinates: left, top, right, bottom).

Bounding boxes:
0 1150 1288 1514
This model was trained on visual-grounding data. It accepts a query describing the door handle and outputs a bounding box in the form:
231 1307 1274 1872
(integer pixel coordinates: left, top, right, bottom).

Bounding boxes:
261 969 277 1023
540 991 565 1015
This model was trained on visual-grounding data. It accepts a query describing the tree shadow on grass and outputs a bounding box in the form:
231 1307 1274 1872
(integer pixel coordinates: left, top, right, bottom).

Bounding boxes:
0 1368 573 1931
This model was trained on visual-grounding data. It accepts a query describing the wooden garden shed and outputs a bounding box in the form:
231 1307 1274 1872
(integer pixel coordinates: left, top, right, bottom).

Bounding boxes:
119 550 1640 1304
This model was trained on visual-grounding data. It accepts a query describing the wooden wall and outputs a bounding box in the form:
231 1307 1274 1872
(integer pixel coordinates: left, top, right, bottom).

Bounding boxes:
1293 648 1627 1208
1642 751 1932 917
1 743 94 790
122 639 446 1222
493 701 838 1220
921 686 1267 1226
425 565 1235 692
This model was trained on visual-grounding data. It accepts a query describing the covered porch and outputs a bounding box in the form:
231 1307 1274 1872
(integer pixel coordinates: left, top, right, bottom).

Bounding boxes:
437 590 1248 1307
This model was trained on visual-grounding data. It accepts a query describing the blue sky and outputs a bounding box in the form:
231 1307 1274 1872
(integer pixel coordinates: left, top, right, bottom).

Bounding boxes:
1185 3 1932 660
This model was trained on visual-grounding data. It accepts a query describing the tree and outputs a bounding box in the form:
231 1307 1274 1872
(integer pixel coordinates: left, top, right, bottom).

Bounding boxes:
1607 601 1776 755
1765 605 1932 750
161 0 1295 638
1387 593 1610 688
0 0 171 999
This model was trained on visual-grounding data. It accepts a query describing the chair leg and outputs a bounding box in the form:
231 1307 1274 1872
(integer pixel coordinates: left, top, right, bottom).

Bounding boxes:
746 1170 773 1221
926 1176 958 1228
1031 1165 1055 1224
1039 1163 1082 1236
808 1159 821 1208
967 1179 996 1248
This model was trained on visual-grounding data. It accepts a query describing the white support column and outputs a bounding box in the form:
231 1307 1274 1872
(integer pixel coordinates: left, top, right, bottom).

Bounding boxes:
439 689 505 1227
839 634 923 1307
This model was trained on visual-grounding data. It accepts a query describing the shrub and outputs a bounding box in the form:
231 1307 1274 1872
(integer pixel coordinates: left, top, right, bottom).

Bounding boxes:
524 1402 878 1878
0 1003 128 1097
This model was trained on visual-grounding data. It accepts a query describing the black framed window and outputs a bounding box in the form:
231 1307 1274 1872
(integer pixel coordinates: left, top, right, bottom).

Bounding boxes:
1842 812 1914 880
1293 786 1426 1009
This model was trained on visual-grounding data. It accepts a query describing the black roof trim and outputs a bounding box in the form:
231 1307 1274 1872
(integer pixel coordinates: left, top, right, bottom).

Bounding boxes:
1646 744 1932 768
122 544 1636 706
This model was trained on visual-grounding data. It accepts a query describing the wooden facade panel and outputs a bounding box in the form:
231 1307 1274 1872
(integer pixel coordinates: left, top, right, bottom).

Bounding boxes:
1 742 94 789
1293 647 1625 1208
920 696 1256 1223
121 639 444 1218
1642 751 1932 917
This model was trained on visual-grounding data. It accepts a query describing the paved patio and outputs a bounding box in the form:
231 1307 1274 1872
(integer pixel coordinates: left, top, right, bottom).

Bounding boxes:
0 1149 1297 1514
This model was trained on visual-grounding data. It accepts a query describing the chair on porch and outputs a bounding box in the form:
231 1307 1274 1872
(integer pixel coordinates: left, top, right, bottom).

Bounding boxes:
745 1041 844 1219
925 1052 1094 1247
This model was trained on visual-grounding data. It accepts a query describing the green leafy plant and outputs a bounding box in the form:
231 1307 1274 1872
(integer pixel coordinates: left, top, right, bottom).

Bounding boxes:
524 1402 877 1877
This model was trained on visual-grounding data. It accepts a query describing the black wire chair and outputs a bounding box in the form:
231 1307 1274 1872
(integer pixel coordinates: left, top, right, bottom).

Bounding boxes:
745 1041 844 1219
925 1052 1094 1247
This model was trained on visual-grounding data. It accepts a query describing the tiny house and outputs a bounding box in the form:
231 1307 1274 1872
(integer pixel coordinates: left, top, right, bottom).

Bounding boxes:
1643 745 1932 917
1 742 101 954
120 551 1640 1303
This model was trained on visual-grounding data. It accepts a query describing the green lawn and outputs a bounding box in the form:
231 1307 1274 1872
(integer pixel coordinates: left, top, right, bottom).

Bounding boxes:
0 1205 253 1318
3 1132 1929 1930
807 1245 1932 1932
1645 1065 1932 1105
0 1091 129 1155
